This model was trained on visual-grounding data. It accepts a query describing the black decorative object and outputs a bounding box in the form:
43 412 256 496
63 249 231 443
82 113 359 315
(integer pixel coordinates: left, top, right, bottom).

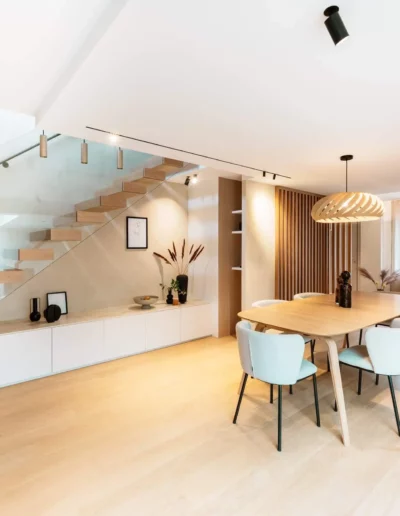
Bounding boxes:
176 274 188 304
324 6 349 46
29 298 41 322
339 270 352 308
44 304 62 323
126 216 148 249
335 275 343 305
166 288 173 305
47 291 68 315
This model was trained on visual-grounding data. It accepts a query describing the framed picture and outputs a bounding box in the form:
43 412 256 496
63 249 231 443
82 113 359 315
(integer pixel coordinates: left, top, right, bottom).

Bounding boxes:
47 291 68 315
126 216 148 249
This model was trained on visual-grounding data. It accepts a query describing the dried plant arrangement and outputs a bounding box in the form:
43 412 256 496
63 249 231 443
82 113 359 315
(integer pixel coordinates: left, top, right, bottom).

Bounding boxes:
153 239 204 274
359 267 400 291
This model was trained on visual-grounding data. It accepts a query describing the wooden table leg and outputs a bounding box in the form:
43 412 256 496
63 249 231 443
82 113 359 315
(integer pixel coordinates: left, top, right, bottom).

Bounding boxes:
319 336 350 446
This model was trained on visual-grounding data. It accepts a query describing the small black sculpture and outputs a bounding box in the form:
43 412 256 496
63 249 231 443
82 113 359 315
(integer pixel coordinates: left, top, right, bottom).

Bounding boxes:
29 298 41 322
44 304 62 323
339 270 352 308
166 288 173 305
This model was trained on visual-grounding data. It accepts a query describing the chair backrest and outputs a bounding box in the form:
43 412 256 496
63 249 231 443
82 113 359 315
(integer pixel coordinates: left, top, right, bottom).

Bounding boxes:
236 320 253 375
293 292 325 300
391 318 400 329
365 327 400 375
251 299 287 308
248 329 305 385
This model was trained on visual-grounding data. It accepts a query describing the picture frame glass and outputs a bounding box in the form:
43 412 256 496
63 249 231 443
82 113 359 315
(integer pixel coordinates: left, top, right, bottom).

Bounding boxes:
47 292 68 315
127 217 148 249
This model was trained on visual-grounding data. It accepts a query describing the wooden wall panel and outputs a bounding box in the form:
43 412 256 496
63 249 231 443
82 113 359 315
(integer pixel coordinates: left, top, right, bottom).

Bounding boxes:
275 187 356 300
218 178 242 337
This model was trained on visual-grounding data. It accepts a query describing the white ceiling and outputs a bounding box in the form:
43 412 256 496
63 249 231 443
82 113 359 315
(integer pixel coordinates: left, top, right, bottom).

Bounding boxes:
2 0 400 194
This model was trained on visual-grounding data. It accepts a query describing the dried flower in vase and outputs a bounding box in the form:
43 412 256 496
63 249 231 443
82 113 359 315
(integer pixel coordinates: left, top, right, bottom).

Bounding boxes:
359 267 400 291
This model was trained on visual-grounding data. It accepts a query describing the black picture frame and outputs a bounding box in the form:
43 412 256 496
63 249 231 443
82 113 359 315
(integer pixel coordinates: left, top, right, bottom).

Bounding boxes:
126 216 148 249
47 291 68 315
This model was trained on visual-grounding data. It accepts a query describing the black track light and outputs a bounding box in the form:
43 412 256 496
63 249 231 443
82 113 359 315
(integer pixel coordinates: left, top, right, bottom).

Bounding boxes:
273 174 277 180
324 6 349 46
2 161 9 168
184 176 190 186
262 171 266 178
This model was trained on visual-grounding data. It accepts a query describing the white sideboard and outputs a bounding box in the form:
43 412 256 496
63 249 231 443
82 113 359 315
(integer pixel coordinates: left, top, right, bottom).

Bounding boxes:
0 302 213 388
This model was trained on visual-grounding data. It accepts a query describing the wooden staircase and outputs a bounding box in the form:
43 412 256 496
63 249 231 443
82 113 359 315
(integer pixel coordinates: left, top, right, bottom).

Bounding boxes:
11 157 190 281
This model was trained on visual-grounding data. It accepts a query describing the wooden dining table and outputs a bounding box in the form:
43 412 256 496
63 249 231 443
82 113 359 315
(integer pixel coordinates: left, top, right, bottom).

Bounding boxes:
238 291 400 446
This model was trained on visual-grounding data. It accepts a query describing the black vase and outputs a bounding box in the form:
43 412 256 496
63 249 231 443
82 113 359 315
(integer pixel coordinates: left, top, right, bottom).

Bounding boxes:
176 274 188 303
166 289 173 305
29 298 41 322
339 270 352 309
44 304 62 323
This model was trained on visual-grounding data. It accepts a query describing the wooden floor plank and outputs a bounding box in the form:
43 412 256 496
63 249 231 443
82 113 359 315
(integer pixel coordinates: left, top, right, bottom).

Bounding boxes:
0 334 399 515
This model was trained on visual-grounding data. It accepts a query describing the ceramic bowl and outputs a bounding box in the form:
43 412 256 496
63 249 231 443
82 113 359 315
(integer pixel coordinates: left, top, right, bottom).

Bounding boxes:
133 295 159 309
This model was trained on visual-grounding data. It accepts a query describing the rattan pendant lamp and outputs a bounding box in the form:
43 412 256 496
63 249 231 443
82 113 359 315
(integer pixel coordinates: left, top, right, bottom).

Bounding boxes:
311 155 384 223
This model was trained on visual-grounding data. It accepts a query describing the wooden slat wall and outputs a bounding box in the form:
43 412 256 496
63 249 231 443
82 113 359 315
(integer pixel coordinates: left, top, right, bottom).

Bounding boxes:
275 187 355 299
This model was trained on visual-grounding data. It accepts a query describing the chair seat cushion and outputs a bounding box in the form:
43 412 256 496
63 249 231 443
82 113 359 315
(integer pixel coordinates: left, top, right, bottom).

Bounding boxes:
339 345 374 371
297 359 318 380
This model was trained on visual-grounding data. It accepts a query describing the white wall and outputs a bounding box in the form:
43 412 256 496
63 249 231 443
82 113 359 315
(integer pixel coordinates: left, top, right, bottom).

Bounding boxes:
187 170 219 336
242 180 275 309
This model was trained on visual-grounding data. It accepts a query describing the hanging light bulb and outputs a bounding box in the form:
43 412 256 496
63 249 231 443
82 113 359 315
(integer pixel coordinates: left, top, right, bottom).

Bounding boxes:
40 130 47 158
191 174 198 184
81 139 88 164
311 155 384 223
117 147 123 170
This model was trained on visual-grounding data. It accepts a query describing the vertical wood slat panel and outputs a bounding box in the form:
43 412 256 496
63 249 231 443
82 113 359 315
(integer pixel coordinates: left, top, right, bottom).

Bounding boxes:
275 187 354 300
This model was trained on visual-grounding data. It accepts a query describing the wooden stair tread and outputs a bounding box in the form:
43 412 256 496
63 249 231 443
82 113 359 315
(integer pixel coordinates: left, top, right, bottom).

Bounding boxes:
122 182 148 196
47 229 82 241
148 158 184 174
75 196 126 213
0 269 24 284
76 211 106 225
19 248 54 261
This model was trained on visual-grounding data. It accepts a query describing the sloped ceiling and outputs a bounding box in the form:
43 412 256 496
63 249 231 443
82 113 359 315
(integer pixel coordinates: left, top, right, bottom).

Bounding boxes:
2 0 400 194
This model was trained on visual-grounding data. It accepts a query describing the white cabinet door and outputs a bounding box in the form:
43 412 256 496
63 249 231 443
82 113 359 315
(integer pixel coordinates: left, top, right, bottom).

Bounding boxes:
0 329 52 387
145 309 181 351
52 321 104 373
104 315 146 361
181 304 213 342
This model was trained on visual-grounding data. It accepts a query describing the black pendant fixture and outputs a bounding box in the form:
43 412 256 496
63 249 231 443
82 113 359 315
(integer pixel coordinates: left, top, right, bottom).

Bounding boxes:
324 6 349 46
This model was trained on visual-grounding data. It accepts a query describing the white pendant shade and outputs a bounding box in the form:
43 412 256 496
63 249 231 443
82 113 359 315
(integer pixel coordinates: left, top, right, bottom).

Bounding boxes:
311 191 384 223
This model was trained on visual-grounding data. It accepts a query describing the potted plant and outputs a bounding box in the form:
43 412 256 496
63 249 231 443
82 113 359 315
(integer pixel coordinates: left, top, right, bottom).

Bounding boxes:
359 267 400 291
154 239 205 303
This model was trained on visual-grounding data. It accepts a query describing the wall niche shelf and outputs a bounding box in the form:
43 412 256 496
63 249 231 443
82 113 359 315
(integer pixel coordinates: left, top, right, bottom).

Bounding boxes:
232 210 242 214
232 267 242 271
232 230 242 234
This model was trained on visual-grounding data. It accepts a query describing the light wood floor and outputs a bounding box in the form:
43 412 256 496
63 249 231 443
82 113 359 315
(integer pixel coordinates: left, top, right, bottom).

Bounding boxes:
1 334 400 516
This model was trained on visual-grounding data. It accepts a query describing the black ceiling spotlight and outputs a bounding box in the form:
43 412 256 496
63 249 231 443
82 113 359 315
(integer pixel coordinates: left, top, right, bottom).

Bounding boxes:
324 6 349 46
184 176 190 186
1 161 9 168
273 174 277 180
262 171 266 178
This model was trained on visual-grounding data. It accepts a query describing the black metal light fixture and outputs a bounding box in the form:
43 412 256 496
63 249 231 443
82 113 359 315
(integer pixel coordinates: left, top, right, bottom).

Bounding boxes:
184 176 190 186
324 6 349 46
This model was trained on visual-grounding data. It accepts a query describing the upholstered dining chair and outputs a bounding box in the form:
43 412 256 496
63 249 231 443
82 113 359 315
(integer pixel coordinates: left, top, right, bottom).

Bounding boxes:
336 324 400 436
234 321 320 451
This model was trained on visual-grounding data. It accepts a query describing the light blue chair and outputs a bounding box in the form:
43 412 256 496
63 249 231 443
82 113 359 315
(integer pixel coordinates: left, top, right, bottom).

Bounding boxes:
233 321 320 451
336 322 400 436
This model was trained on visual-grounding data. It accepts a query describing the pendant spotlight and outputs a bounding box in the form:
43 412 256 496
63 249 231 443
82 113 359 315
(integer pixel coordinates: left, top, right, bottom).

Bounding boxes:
117 147 123 170
263 171 277 180
39 131 47 158
324 6 349 46
81 139 88 164
184 176 190 186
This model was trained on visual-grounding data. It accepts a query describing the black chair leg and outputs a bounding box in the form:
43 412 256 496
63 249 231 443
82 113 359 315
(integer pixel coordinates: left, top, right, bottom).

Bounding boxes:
358 329 363 345
233 373 248 424
270 384 274 404
388 376 400 436
311 340 315 364
278 385 283 452
327 355 330 372
376 374 380 385
312 374 321 427
289 385 293 395
357 369 363 395
333 399 338 412
345 334 350 348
